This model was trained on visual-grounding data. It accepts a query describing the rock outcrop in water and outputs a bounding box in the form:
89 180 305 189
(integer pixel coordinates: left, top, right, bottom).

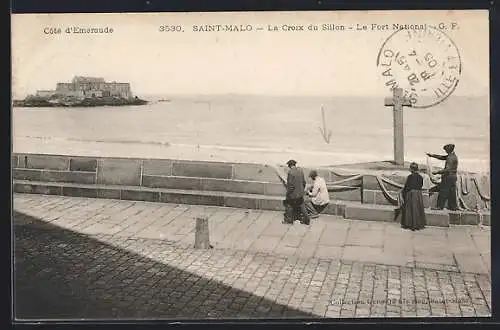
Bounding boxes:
13 76 149 107
13 94 148 107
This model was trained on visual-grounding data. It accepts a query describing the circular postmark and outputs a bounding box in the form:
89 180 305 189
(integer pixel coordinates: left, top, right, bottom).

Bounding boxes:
376 26 462 109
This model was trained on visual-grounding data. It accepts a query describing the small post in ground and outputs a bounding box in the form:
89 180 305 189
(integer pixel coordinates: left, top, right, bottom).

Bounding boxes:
194 216 211 249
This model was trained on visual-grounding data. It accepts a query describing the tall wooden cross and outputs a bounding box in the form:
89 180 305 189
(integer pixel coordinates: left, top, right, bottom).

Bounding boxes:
384 88 412 166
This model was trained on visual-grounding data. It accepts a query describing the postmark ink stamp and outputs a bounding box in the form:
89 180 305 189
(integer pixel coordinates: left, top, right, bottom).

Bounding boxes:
376 26 462 109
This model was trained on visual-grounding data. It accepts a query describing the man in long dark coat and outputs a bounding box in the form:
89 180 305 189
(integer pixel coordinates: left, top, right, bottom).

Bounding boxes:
283 159 310 225
427 143 459 211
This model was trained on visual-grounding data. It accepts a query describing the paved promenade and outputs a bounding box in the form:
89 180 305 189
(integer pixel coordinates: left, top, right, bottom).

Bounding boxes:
14 194 491 319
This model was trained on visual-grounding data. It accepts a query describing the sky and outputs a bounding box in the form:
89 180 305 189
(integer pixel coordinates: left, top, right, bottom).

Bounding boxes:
11 10 489 98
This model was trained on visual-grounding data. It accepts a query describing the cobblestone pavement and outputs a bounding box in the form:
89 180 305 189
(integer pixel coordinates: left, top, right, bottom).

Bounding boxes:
13 194 491 319
13 194 491 274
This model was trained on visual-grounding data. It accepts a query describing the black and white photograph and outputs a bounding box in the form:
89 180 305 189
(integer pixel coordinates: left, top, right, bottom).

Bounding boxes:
12 10 490 319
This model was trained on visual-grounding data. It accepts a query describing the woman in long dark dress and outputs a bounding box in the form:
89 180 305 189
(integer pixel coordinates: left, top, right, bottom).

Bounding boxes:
400 162 426 231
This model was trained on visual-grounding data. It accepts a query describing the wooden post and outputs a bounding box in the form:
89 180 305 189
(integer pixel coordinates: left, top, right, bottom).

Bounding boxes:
194 216 211 249
384 88 412 166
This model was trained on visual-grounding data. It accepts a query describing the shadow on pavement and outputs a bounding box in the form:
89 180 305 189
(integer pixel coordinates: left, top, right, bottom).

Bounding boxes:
13 210 317 320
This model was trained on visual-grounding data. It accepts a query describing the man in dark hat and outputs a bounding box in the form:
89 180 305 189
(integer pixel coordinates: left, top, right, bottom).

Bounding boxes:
283 159 310 225
426 144 459 210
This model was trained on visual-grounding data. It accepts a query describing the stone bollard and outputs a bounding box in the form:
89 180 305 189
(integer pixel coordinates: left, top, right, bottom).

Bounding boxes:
194 216 212 249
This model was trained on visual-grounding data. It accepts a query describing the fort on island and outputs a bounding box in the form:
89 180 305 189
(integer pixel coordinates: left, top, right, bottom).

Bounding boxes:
15 76 147 107
36 76 133 99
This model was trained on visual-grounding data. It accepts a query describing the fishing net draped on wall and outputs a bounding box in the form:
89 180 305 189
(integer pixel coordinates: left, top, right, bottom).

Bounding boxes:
272 158 490 213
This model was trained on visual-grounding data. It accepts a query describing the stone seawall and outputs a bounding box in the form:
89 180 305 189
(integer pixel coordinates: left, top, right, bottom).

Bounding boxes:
11 153 366 203
11 153 490 227
12 153 283 193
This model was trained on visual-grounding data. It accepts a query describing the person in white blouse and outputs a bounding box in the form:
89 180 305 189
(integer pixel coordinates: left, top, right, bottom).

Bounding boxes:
304 170 330 219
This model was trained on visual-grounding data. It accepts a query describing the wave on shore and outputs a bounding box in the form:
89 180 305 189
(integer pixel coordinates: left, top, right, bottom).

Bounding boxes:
15 135 490 174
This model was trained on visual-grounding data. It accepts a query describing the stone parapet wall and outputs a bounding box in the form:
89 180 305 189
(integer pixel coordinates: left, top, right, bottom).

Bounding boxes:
11 153 363 202
12 153 490 227
12 179 490 228
11 153 490 220
12 153 283 193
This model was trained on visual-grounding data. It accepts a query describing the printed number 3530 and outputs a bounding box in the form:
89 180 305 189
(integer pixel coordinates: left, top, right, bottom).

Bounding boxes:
159 25 184 32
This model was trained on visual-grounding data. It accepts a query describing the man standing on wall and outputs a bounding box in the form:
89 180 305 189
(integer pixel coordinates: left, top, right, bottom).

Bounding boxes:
427 143 459 211
283 159 310 225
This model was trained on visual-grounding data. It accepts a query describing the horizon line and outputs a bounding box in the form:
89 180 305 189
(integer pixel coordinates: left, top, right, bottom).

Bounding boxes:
12 91 490 99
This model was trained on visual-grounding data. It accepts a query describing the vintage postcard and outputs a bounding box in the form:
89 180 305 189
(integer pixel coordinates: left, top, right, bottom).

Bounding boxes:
12 10 490 320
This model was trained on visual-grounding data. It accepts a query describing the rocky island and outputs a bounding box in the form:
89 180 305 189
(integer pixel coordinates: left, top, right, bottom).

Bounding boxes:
13 76 148 107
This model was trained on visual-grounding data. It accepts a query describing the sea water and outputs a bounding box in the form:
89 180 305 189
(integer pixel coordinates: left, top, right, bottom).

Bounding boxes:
12 94 490 173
